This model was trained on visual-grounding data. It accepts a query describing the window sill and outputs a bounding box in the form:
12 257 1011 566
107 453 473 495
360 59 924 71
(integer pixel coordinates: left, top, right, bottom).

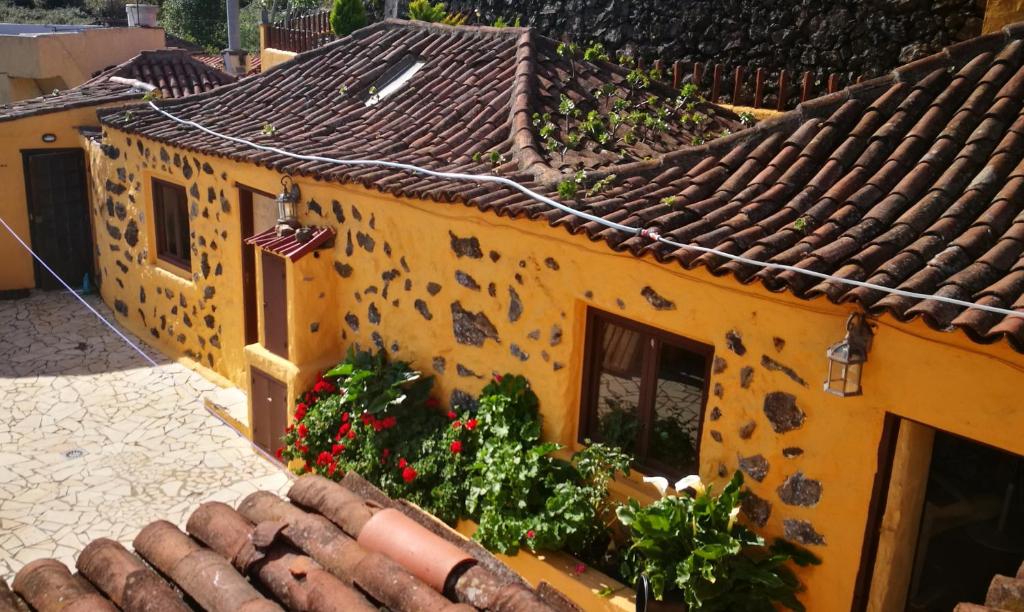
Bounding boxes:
152 257 195 284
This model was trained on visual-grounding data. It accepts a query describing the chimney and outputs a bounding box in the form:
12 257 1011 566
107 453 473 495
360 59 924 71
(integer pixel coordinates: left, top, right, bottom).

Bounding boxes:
221 0 249 78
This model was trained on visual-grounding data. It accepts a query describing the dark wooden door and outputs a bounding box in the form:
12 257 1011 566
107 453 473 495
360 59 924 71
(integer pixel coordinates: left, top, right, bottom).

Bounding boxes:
250 367 288 454
239 188 258 345
261 250 288 358
23 149 93 290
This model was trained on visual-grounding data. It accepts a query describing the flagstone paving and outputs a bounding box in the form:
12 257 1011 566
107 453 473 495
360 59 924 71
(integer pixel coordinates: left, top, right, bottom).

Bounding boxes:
0 291 291 582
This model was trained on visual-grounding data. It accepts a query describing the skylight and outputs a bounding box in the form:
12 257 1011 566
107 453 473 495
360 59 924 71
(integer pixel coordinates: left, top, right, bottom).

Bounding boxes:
365 58 426 107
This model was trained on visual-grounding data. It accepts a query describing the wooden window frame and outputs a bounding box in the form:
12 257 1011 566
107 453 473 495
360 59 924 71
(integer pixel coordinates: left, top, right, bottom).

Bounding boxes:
579 308 714 479
152 178 191 271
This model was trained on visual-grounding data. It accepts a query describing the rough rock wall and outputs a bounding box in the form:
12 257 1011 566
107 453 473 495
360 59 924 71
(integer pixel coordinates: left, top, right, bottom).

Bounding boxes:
383 0 984 78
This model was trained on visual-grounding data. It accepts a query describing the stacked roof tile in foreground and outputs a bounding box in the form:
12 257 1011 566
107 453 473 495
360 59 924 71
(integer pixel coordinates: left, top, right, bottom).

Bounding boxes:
101 20 1024 353
1 473 573 612
955 561 1024 611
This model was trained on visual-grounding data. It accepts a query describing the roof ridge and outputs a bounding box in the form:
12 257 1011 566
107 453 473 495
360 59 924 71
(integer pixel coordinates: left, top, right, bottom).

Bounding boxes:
506 29 558 183
378 17 529 38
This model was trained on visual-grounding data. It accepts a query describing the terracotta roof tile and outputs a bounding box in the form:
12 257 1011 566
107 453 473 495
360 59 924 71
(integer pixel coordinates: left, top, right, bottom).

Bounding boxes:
5 474 569 612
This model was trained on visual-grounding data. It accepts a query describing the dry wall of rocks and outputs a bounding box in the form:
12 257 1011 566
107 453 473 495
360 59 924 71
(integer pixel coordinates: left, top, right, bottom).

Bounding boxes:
378 0 983 79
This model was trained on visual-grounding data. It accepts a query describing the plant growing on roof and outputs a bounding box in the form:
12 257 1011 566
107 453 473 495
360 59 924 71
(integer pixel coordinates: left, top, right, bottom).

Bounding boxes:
586 173 617 197
583 42 610 62
329 0 366 36
261 122 276 136
557 169 586 200
617 472 819 609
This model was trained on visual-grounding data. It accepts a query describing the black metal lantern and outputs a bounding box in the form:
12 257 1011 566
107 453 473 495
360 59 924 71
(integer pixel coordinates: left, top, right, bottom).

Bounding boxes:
276 175 300 236
824 313 873 397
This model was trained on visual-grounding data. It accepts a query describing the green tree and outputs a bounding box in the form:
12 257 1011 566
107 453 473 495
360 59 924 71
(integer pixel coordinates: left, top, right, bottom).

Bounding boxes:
329 0 365 36
161 0 228 51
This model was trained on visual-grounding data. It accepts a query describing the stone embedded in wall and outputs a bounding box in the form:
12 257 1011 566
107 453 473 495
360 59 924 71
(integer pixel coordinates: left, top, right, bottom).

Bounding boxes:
414 299 432 320
383 242 392 257
553 362 564 370
334 262 353 278
456 364 482 378
710 430 723 442
139 287 146 304
514 273 523 285
641 286 675 310
351 205 362 221
368 303 381 325
616 298 626 310
116 167 126 182
739 420 756 439
763 392 805 433
100 143 120 159
202 162 213 175
450 389 478 412
104 179 126 196
207 187 216 203
308 199 322 216
773 337 786 352
777 472 822 507
725 330 746 355
783 447 804 458
345 313 359 331
345 230 354 256
451 302 500 346
455 270 480 290
544 257 559 271
159 148 170 163
124 221 139 247
105 197 115 216
371 331 385 350
382 269 400 283
114 299 128 316
204 315 215 329
105 222 121 240
549 325 562 346
738 453 769 482
427 282 442 296
510 343 528 361
369 214 376 230
713 356 727 374
783 519 825 546
400 256 410 273
508 286 523 322
356 232 376 253
432 356 446 374
740 366 754 389
404 279 412 291
489 250 500 262
210 335 221 348
741 490 772 527
584 290 593 299
114 202 127 221
189 184 199 200
488 283 497 297
449 231 483 259
714 382 723 398
527 329 540 340
332 200 345 223
761 355 808 386
182 159 193 179
200 253 211 278
710 406 722 421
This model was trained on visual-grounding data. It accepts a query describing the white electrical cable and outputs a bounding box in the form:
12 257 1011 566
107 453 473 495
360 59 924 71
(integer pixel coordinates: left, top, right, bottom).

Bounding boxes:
145 101 1024 320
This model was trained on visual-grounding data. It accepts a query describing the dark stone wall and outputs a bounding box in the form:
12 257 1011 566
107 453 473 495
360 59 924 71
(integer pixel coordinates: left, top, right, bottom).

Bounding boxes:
382 0 983 79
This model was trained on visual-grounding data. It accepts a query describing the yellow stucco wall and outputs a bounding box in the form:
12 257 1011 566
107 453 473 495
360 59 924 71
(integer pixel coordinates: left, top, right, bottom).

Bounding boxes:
259 47 298 72
984 0 1024 32
0 27 165 104
87 125 1024 611
0 106 125 292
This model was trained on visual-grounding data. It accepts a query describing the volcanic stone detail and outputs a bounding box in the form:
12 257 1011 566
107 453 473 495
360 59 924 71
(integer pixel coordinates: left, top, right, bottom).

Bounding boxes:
738 453 768 482
456 364 482 378
738 420 756 439
200 253 211 278
761 355 808 386
713 383 723 398
345 313 359 331
784 519 825 546
549 325 562 346
782 447 804 458
709 406 722 421
451 301 500 346
489 250 501 262
432 356 446 373
449 231 483 258
488 282 497 297
210 334 221 347
763 392 805 433
712 356 727 374
104 179 126 195
426 282 442 295
777 472 822 507
773 337 786 352
641 286 675 310
124 220 139 247
508 286 523 322
381 269 400 283
356 232 375 253
114 299 128 316
552 362 564 371
332 200 345 223
100 143 120 159
740 366 754 388
114 202 127 220
334 261 353 278
368 303 380 325
371 331 385 351
455 270 480 290
741 490 772 527
105 222 121 240
345 230 354 256
139 287 146 304
414 299 432 320
450 389 478 412
202 162 214 174
544 257 560 270
725 330 746 355
351 205 362 221
510 343 528 361
189 184 199 200
710 430 723 443
203 286 215 300
307 199 322 215
203 315 215 329
527 329 540 340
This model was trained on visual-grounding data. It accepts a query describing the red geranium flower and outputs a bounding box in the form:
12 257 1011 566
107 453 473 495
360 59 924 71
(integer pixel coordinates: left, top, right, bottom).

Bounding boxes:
451 420 461 429
285 424 294 434
402 466 417 483
316 451 332 466
493 374 504 383
341 412 350 422
275 447 284 460
381 448 391 459
446 410 457 420
332 444 345 455
398 457 408 469
327 461 337 476
450 441 462 454
294 403 307 421
525 530 535 539
297 423 308 439
338 423 351 435
382 416 397 429
347 429 356 440
465 418 478 430
303 463 312 473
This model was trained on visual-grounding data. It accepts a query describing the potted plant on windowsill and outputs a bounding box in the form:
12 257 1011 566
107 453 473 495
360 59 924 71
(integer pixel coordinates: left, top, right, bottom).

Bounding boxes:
619 472 819 612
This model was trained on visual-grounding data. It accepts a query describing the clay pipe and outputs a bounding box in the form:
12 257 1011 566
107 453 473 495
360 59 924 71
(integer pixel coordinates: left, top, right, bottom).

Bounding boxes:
186 501 377 612
0 577 30 612
11 558 117 612
239 491 473 612
133 520 282 612
76 538 189 612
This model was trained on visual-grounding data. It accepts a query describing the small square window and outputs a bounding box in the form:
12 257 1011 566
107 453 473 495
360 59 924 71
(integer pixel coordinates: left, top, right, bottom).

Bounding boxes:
152 178 191 270
579 309 712 478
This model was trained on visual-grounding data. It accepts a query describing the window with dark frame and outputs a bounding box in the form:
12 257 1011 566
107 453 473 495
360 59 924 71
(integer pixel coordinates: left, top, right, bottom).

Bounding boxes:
152 178 191 270
579 309 713 479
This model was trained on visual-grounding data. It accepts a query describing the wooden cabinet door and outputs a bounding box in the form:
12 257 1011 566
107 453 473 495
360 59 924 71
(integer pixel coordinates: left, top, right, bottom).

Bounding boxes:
251 367 288 454
261 251 288 358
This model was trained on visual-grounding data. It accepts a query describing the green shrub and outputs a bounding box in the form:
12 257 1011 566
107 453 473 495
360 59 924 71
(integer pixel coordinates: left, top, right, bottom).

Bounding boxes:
617 472 819 609
329 0 365 36
406 0 444 22
161 0 227 51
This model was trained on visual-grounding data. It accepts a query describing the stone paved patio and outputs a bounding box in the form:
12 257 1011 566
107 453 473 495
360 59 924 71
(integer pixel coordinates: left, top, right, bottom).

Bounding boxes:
0 291 291 582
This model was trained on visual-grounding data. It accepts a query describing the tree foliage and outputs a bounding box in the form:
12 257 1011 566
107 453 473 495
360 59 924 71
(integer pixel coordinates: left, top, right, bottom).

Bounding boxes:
162 0 228 52
329 0 365 36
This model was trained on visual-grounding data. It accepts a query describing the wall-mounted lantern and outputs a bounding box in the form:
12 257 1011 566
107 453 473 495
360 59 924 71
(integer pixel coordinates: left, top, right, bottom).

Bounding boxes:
824 312 873 397
275 175 300 236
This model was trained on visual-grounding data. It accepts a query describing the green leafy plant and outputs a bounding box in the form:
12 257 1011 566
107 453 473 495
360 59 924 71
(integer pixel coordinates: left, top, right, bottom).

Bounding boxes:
618 472 819 609
660 195 678 207
557 169 586 200
587 173 617 197
738 111 757 127
329 0 366 36
322 347 431 416
583 42 610 62
261 122 276 136
141 90 161 102
407 0 447 22
793 217 808 233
